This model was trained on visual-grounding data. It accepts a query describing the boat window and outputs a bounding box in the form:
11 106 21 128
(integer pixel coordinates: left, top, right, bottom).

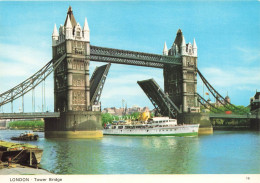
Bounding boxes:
118 126 123 129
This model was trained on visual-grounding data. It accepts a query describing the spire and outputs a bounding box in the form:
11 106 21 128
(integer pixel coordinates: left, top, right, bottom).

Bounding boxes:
65 14 72 28
64 6 77 28
193 38 197 49
181 35 186 47
173 29 183 46
192 38 197 56
83 17 89 31
52 24 59 46
65 13 73 39
181 35 187 55
82 17 90 42
163 42 168 56
52 24 59 37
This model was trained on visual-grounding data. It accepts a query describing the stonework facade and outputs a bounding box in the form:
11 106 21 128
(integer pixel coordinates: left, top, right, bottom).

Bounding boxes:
52 7 90 112
45 6 102 138
163 29 199 113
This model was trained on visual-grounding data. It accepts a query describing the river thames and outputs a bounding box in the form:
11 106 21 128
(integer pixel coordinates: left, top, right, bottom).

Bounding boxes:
0 130 259 174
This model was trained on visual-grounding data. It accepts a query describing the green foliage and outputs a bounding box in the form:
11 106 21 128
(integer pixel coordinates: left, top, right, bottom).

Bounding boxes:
150 113 155 118
201 104 250 115
101 112 141 127
101 113 114 126
131 112 140 120
8 120 44 129
200 104 251 127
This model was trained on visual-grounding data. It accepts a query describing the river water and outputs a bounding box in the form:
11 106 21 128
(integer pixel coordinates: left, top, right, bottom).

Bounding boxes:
0 130 259 174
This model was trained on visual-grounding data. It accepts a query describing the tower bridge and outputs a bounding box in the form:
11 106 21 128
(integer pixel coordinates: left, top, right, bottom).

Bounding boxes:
0 6 258 138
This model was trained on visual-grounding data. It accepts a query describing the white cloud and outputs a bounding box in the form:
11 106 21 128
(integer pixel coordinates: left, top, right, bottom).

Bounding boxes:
102 70 163 97
0 43 50 77
0 43 51 94
0 62 28 77
200 66 260 90
235 47 260 63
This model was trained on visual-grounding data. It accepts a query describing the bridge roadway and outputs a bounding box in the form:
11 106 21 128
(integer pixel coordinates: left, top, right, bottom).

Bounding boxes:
209 113 257 119
0 112 258 120
0 112 60 119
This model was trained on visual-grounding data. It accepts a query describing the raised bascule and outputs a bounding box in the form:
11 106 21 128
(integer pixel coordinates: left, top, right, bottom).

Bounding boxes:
0 6 258 138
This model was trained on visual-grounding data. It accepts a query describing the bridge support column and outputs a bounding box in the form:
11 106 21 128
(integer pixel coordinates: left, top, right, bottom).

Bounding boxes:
250 109 260 131
44 111 103 138
177 113 213 134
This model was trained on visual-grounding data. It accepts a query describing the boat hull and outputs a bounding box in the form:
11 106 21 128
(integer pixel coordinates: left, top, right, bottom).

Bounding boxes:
103 124 199 136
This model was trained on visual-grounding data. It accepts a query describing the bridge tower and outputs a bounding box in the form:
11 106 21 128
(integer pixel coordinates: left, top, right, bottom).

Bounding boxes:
45 6 103 138
163 30 212 134
164 29 199 113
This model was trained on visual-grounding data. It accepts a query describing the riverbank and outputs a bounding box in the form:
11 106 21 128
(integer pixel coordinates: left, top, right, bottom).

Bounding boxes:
8 120 44 131
213 126 250 131
0 163 53 175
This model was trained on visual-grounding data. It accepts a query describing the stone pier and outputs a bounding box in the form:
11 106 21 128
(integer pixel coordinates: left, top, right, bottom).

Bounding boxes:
177 113 213 135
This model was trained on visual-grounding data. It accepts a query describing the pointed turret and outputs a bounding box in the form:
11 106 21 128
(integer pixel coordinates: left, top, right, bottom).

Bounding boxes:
52 24 59 46
192 38 197 57
181 35 186 47
181 35 186 55
83 17 89 31
65 14 73 39
64 6 77 28
192 38 197 49
163 42 168 56
52 24 59 37
83 17 90 42
65 14 72 29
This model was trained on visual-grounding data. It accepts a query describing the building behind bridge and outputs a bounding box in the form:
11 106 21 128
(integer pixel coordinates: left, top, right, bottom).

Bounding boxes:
250 92 260 112
102 105 150 116
206 95 231 108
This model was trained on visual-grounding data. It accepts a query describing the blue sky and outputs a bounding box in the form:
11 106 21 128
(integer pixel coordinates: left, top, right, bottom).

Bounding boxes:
0 1 259 112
